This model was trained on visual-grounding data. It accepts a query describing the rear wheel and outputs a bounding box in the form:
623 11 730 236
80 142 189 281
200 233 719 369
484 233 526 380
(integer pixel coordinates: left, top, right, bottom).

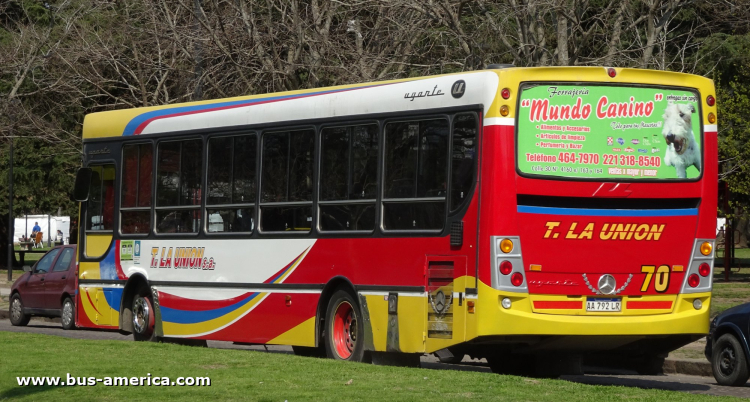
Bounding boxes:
325 290 365 362
61 297 75 330
9 294 30 327
487 354 535 377
132 292 156 342
712 334 750 386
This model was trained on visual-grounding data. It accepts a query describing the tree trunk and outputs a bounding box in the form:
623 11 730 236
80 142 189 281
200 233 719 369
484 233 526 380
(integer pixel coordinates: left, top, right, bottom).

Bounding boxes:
0 215 21 270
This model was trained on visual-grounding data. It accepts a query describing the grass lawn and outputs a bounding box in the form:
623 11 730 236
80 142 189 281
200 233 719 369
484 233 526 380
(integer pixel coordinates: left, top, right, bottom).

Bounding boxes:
0 333 737 402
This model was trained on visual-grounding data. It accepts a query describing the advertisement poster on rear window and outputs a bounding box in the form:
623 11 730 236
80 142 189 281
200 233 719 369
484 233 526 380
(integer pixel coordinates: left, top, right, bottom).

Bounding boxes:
516 84 702 180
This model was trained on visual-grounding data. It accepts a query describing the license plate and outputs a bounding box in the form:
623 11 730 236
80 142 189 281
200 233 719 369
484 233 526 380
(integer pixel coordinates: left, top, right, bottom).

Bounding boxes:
586 298 621 312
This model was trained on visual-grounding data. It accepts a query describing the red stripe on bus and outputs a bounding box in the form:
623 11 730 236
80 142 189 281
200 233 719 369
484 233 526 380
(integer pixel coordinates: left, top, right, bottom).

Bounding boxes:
158 292 253 311
626 301 673 309
533 301 582 309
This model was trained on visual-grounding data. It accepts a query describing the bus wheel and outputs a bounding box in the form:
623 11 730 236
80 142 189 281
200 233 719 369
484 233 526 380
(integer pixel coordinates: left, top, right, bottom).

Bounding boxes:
487 353 535 377
325 290 365 362
132 293 156 342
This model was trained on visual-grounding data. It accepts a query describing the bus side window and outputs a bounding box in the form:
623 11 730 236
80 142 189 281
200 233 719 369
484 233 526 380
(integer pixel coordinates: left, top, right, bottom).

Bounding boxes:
87 164 116 231
260 129 314 233
206 134 257 233
383 119 448 230
451 113 478 212
319 124 378 232
155 139 203 234
121 143 153 234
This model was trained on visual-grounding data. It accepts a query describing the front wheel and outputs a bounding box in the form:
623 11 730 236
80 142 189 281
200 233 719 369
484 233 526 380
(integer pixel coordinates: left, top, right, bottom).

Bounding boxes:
61 297 75 330
132 293 156 341
9 294 30 326
325 290 366 362
712 333 750 386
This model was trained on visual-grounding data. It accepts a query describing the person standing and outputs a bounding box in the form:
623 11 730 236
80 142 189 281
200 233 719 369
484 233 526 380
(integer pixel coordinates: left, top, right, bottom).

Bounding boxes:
32 222 41 235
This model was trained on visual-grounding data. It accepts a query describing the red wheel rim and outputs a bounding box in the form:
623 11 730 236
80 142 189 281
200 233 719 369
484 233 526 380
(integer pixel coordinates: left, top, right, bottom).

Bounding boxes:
332 301 356 359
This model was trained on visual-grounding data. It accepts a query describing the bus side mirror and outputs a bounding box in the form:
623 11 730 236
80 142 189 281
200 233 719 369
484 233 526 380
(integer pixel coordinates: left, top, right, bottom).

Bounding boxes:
73 167 92 202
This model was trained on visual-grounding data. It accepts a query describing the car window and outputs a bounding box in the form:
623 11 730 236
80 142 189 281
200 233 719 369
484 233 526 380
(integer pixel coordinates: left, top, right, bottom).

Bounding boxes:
34 249 61 274
52 248 75 272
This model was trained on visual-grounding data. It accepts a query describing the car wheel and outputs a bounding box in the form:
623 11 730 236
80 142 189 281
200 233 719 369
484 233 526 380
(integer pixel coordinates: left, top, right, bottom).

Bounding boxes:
132 292 156 342
325 289 366 362
61 297 75 330
712 333 750 386
9 294 30 326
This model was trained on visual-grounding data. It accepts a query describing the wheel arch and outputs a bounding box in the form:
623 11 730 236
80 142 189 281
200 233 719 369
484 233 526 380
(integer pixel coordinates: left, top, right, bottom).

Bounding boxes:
60 292 73 307
315 276 358 347
119 274 150 334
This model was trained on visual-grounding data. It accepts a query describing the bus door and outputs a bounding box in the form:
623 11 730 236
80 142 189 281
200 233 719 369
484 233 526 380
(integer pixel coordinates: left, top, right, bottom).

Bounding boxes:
425 255 467 352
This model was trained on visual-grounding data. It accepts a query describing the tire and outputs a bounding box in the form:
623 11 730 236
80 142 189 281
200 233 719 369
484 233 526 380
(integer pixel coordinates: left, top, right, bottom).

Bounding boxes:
324 289 366 362
712 333 750 386
9 294 30 327
487 354 535 377
132 292 156 342
61 297 75 330
635 356 664 375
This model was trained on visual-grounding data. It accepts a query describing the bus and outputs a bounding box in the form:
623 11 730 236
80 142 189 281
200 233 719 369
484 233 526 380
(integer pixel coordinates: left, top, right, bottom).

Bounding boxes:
73 66 717 375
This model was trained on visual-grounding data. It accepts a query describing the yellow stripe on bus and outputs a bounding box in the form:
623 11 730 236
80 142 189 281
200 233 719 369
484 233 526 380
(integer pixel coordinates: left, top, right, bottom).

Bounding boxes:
161 293 266 337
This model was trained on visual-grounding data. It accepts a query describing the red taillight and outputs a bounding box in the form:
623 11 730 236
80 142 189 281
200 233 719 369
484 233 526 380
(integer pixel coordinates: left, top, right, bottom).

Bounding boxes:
511 272 524 287
501 88 511 99
499 260 512 275
699 263 711 277
607 68 616 78
706 95 715 107
688 274 700 288
285 295 292 307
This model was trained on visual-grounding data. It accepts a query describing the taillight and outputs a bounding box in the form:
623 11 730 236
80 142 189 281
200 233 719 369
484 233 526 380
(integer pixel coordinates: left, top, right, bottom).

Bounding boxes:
511 272 524 287
499 260 512 275
699 263 710 277
706 95 715 106
688 274 700 288
501 88 511 99
607 68 616 78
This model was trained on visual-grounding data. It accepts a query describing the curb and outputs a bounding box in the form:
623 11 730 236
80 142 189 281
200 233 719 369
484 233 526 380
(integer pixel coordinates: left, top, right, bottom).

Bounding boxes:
663 358 712 377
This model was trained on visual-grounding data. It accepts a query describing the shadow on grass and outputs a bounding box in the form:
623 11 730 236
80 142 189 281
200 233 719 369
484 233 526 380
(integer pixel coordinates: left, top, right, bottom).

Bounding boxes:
560 375 714 392
0 385 57 400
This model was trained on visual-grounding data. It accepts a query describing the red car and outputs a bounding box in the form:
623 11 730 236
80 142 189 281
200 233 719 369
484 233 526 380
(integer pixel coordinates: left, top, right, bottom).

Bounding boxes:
9 245 78 330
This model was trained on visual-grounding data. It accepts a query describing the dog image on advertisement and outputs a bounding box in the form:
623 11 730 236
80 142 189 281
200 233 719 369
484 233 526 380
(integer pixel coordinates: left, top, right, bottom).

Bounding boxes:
662 100 700 178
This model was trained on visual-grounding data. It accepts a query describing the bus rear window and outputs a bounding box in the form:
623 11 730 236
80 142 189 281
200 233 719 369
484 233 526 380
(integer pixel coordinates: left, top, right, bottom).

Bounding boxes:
516 84 702 180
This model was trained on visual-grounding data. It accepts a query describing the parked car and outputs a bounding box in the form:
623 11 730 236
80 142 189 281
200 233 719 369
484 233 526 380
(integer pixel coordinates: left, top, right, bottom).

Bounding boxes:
706 303 750 386
9 245 78 330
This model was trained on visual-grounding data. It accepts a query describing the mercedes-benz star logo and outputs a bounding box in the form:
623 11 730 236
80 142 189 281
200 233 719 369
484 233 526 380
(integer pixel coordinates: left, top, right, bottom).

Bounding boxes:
434 291 446 313
597 274 617 295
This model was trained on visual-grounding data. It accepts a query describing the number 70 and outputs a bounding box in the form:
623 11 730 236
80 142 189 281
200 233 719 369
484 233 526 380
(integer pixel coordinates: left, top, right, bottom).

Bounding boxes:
641 265 671 293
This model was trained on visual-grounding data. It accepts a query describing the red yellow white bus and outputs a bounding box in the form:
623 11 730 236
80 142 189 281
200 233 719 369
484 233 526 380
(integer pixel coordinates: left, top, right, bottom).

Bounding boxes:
74 66 717 375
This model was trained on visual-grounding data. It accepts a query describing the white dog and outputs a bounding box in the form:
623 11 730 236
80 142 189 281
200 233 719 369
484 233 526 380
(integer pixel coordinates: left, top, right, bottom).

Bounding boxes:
662 100 700 178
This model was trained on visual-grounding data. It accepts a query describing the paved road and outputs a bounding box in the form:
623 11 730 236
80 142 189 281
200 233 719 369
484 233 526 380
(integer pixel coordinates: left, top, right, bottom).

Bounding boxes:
2 320 750 398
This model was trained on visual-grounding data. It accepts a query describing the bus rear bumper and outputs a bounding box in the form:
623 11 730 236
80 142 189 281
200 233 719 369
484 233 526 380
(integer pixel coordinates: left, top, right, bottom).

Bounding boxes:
474 286 711 338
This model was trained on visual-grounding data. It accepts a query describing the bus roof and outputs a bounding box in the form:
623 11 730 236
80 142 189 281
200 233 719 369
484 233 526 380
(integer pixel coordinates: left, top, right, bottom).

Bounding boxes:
82 67 714 140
